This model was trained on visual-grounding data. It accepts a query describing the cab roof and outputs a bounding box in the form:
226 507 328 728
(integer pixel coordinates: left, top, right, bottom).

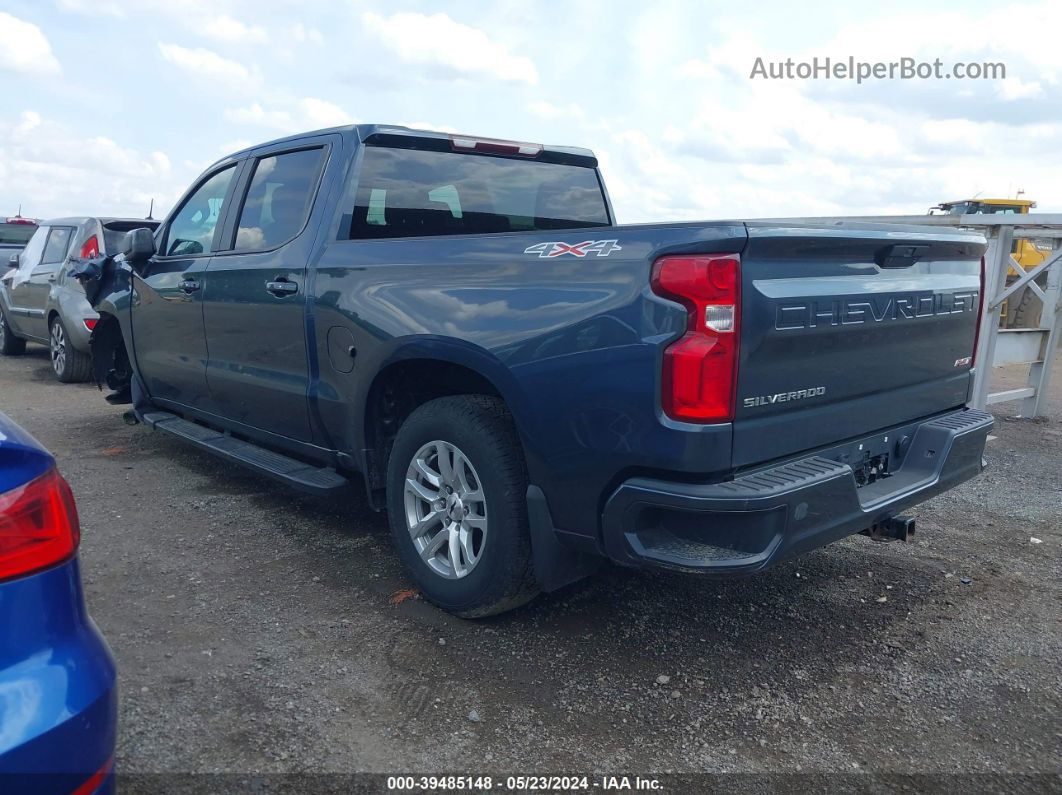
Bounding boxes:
209 124 597 170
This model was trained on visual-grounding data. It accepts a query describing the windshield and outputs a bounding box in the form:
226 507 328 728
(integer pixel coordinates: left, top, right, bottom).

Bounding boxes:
943 202 1024 215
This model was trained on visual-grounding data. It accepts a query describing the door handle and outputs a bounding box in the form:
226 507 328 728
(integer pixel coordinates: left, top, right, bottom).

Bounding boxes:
178 278 201 293
266 278 299 297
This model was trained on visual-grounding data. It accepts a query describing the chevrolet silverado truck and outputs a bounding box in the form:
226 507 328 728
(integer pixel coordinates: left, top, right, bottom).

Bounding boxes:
78 125 993 617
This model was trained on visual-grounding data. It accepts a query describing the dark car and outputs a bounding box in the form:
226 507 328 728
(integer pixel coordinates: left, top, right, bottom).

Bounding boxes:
0 411 117 792
80 125 992 617
0 217 160 382
0 216 38 259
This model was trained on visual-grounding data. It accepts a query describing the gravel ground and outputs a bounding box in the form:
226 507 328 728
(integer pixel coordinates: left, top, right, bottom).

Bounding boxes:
1 348 1059 789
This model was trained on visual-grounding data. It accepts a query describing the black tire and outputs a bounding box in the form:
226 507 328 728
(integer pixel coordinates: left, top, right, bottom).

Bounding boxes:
386 395 539 618
0 309 26 355
49 316 92 383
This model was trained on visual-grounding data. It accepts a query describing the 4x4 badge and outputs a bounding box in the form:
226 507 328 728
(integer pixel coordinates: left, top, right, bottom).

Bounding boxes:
524 240 622 258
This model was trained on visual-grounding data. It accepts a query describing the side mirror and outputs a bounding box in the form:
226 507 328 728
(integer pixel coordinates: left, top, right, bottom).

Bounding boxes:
7 253 18 269
124 227 157 264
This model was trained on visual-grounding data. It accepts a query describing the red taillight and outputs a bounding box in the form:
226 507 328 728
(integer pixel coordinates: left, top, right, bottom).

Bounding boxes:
651 254 741 422
5 217 36 225
971 255 986 367
79 235 100 259
450 135 543 157
72 755 113 795
83 318 98 331
0 468 80 583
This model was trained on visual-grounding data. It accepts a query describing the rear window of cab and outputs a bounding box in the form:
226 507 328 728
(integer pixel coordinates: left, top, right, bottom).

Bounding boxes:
345 147 610 239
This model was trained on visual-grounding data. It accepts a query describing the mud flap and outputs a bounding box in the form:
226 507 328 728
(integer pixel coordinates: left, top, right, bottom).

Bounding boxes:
526 484 602 592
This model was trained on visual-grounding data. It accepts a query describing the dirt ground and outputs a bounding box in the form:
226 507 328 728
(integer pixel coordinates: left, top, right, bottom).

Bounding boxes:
1 348 1059 789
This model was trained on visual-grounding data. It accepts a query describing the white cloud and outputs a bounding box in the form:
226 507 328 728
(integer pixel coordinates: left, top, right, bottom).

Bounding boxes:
997 77 1043 101
157 42 251 83
588 0 1062 222
56 0 126 16
224 103 290 130
23 0 1062 225
218 139 253 155
0 13 61 76
0 111 185 218
60 0 269 46
819 4 1062 88
204 14 268 44
225 98 355 134
301 97 353 128
528 101 586 122
362 11 538 85
292 23 323 45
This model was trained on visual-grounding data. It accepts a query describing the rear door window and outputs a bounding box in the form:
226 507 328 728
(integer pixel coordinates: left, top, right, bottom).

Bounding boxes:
233 148 325 251
40 226 76 265
345 147 610 239
8 226 47 289
14 227 48 272
164 165 237 257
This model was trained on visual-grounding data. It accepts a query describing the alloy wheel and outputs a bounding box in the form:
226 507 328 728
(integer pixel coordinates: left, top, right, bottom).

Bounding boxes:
403 439 488 579
50 321 66 376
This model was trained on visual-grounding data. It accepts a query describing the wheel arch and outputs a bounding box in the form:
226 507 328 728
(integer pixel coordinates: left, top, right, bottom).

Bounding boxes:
361 341 599 596
87 310 133 394
358 337 532 505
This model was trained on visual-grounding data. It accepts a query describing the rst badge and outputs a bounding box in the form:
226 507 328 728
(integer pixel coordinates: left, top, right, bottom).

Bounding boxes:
524 240 622 258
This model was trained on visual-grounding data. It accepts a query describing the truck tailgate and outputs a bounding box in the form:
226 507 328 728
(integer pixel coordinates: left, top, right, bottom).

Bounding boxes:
733 223 986 467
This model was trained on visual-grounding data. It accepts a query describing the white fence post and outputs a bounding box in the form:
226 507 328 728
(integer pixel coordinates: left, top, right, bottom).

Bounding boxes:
971 226 1012 410
1022 252 1061 417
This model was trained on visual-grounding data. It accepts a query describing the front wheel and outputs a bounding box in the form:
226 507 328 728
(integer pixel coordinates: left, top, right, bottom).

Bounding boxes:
50 316 92 383
386 395 539 618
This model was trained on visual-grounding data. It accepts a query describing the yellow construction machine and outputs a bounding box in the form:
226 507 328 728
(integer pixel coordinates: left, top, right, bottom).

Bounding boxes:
929 197 1051 327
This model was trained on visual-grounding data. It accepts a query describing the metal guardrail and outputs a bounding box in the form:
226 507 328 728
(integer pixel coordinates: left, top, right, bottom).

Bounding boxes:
750 214 1062 417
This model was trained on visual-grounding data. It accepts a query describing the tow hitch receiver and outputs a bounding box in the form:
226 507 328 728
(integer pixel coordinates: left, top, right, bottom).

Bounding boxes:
862 515 916 543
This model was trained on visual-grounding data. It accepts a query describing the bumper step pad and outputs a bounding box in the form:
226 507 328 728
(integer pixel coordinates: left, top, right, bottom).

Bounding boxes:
603 408 994 574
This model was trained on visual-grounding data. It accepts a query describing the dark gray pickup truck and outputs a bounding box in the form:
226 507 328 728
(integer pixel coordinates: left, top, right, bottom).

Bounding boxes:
79 124 992 617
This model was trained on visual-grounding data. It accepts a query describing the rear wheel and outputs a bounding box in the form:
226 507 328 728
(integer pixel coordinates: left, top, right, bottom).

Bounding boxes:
49 316 92 383
386 395 539 618
0 309 26 356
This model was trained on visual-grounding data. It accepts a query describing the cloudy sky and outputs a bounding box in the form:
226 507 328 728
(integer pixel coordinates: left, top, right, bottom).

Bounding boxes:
1 0 1060 223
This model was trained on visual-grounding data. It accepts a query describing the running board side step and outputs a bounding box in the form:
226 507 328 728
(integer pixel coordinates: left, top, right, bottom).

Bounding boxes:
141 411 349 497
